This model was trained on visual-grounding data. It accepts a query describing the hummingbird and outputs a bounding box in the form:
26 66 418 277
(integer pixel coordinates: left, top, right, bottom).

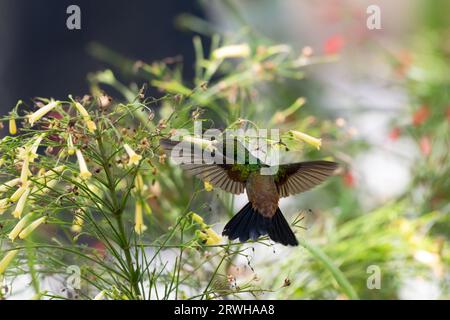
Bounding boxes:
160 137 338 246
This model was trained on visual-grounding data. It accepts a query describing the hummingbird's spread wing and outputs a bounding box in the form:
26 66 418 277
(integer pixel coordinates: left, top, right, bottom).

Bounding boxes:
274 161 338 198
160 138 247 194
181 163 246 194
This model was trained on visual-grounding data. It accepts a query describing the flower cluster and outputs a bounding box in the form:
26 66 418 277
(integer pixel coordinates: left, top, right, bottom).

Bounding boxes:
191 212 222 245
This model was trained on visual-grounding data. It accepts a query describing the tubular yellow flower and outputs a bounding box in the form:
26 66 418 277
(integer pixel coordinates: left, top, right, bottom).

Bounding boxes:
191 213 205 226
134 173 148 193
10 181 31 203
196 228 221 245
17 147 29 161
182 136 215 152
12 187 30 219
212 44 251 60
196 230 208 243
17 135 43 171
0 198 10 215
30 134 45 156
73 101 97 133
9 213 33 241
86 120 97 133
20 156 30 184
0 178 21 194
73 101 89 117
124 144 142 166
76 149 92 180
67 134 75 155
9 116 17 135
290 130 322 150
204 227 222 245
18 217 46 239
27 101 59 127
204 181 214 192
0 250 18 275
134 201 147 235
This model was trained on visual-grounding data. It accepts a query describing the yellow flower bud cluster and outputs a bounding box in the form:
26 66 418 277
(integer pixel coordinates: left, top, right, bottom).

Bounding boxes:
191 212 221 245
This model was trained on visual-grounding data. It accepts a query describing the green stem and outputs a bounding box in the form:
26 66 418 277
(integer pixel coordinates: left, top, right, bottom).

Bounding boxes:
97 134 141 298
116 213 141 298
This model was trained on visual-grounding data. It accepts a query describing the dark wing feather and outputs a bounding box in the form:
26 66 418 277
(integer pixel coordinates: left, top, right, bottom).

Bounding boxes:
160 138 247 194
275 161 338 198
181 164 246 195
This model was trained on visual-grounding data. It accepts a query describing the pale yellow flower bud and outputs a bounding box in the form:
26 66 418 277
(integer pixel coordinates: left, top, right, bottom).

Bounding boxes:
196 228 222 245
0 198 10 215
67 134 76 155
191 213 205 225
290 130 322 150
76 150 92 180
12 187 30 219
73 101 97 133
0 250 18 275
20 157 30 184
27 101 59 126
182 136 215 152
134 201 147 235
212 44 250 60
18 217 46 239
9 116 17 135
74 101 89 118
9 213 33 241
30 134 45 156
17 147 30 161
86 120 97 133
0 178 21 194
124 144 142 166
134 173 148 193
10 181 31 203
204 228 222 245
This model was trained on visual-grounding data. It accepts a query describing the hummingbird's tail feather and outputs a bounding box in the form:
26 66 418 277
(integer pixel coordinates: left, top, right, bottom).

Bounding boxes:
222 202 298 246
268 207 299 246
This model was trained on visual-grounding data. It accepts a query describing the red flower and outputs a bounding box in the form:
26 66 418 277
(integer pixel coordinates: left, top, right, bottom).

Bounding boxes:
92 241 107 259
389 127 401 141
324 35 345 55
343 171 355 188
394 50 412 77
419 136 432 156
412 105 430 126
